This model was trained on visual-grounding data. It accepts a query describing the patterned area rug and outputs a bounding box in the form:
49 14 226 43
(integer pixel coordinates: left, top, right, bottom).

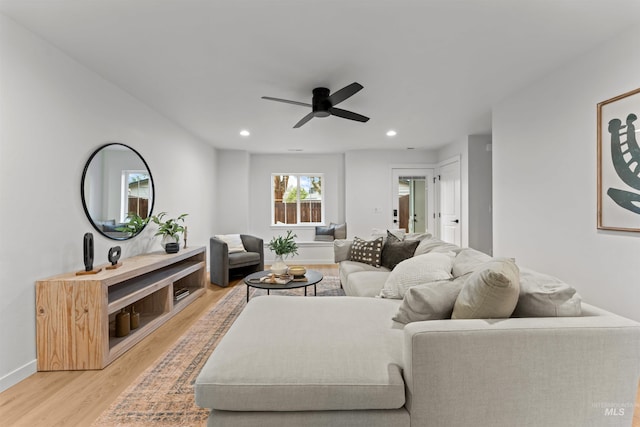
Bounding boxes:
91 276 344 426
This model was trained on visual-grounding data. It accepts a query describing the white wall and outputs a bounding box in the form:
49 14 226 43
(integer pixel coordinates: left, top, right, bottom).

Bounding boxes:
468 134 493 254
493 25 640 321
0 15 217 391
345 149 438 239
216 150 250 234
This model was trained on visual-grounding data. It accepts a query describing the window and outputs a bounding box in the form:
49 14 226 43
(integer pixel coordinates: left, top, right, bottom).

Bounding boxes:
272 174 324 225
121 170 152 221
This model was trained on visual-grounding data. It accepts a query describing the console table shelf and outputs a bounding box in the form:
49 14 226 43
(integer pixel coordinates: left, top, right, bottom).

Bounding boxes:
36 246 206 371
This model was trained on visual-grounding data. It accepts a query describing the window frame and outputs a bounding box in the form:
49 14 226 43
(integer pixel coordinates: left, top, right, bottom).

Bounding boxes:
271 173 325 227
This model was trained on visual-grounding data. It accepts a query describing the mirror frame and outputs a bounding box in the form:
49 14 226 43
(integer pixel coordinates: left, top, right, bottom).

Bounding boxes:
81 142 155 241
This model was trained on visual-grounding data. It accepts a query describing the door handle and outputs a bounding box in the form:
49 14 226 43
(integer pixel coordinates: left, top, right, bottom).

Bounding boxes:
452 219 459 223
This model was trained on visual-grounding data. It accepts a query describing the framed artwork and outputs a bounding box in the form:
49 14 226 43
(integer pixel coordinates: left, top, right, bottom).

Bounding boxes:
597 87 640 231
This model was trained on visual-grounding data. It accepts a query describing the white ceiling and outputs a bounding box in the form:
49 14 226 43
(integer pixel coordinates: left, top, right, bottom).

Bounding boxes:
2 0 640 153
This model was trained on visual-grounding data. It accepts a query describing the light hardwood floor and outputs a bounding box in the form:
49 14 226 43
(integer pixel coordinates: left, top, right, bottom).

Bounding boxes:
1 264 639 426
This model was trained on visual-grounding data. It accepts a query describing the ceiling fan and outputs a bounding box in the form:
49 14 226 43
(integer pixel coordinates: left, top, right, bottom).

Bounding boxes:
262 82 370 128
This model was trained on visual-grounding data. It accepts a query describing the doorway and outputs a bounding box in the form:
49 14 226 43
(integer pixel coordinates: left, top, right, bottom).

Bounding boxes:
392 168 435 234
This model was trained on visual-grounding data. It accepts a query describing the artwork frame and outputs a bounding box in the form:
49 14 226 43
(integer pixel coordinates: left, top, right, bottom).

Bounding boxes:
597 87 640 232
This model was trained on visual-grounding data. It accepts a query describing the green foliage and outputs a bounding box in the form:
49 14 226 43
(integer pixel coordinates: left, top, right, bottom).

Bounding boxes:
268 230 298 257
150 212 188 238
284 186 308 202
115 213 149 236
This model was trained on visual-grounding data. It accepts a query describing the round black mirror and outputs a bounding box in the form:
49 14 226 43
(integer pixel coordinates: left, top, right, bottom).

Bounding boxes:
81 143 155 240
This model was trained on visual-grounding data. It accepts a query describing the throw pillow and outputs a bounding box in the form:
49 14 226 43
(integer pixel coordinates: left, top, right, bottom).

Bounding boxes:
214 234 247 254
330 222 347 240
349 236 383 267
392 276 467 324
371 228 405 243
452 248 493 278
381 252 454 299
512 267 582 317
452 258 520 319
314 225 335 241
381 231 419 270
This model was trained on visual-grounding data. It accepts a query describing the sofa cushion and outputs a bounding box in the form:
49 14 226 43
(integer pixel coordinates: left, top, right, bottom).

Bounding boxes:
381 253 454 299
452 248 493 278
345 271 392 297
513 267 582 317
195 296 405 411
214 234 246 254
381 231 420 270
452 258 520 319
349 236 383 267
393 276 467 324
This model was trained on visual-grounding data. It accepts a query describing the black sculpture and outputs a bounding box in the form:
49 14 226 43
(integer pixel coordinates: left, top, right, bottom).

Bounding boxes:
83 232 94 272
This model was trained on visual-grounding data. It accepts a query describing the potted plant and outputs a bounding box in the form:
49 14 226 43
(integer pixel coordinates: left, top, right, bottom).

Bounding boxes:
115 213 149 237
150 212 188 252
268 230 298 275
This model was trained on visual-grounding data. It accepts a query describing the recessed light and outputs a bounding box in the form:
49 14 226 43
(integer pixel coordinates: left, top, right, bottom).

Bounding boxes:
407 147 415 150
386 130 397 137
288 148 304 152
240 130 250 137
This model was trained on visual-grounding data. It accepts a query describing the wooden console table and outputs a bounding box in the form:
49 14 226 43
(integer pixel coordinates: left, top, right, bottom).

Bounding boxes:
36 246 206 371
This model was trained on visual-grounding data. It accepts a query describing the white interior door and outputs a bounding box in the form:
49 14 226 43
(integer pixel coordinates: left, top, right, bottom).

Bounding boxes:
438 160 461 245
391 168 435 234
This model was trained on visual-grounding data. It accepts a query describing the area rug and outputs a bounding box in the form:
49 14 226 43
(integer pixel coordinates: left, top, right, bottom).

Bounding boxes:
91 275 344 427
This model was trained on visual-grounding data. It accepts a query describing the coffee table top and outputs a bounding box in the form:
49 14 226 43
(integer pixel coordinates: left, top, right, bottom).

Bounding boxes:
244 269 323 291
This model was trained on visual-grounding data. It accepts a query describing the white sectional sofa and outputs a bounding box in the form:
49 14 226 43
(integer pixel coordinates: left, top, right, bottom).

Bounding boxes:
195 236 640 427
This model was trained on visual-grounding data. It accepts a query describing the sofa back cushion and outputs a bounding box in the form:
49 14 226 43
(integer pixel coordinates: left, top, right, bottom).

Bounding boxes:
452 248 493 278
414 238 461 256
452 258 520 319
349 237 384 267
381 252 454 299
513 267 582 317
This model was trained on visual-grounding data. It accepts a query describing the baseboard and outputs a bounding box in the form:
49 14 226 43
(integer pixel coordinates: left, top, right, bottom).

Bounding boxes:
0 359 37 393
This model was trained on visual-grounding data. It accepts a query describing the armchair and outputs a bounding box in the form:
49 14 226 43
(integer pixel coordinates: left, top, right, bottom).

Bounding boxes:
210 234 264 287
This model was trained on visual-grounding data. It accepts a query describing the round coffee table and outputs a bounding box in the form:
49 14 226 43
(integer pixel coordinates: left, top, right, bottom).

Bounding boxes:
244 269 324 302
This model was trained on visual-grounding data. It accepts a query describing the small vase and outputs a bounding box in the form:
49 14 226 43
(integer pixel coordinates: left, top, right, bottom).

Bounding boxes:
161 235 179 253
270 254 288 275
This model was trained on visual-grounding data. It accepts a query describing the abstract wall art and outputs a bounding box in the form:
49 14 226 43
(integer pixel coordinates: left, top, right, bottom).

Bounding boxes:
597 87 640 232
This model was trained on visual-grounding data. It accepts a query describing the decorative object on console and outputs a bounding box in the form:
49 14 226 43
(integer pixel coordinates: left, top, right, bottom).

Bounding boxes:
165 242 180 254
83 232 94 271
115 308 130 337
268 230 298 275
130 305 140 329
597 87 640 232
150 212 188 253
106 246 122 270
76 232 103 276
183 226 188 249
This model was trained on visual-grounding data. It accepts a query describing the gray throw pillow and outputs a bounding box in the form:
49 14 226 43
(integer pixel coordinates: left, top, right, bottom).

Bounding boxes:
393 276 467 324
349 236 383 267
381 231 419 270
315 226 335 241
330 222 347 239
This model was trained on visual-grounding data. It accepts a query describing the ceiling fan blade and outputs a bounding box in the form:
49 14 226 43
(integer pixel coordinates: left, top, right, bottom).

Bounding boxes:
328 82 363 106
329 107 369 123
293 112 315 128
261 96 311 107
